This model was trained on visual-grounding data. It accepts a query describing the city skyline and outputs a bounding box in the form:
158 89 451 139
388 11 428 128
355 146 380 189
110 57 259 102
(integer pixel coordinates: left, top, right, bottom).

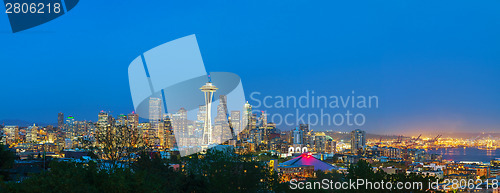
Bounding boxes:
1 0 500 134
2 0 500 191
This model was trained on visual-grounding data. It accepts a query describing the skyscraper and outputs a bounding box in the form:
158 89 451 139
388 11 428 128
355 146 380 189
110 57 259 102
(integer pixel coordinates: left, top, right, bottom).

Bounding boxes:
26 124 38 143
172 108 188 146
299 124 309 133
2 126 18 145
350 129 366 155
117 114 128 126
127 112 139 129
149 97 163 146
214 95 231 144
239 102 252 142
66 116 76 139
292 127 303 145
299 124 311 147
200 82 217 145
163 115 176 148
58 112 64 129
230 110 240 138
259 111 267 128
197 105 206 123
242 101 252 131
97 112 109 128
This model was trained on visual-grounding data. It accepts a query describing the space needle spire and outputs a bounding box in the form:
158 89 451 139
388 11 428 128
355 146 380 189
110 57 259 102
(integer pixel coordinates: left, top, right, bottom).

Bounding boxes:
201 79 218 145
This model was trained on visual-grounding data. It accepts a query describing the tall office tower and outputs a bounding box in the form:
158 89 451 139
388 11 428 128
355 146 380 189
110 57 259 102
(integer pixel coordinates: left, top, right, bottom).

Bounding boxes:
137 122 151 144
163 115 176 148
249 128 263 144
109 116 115 127
327 139 336 154
214 95 231 144
263 124 277 144
299 124 309 133
66 116 76 138
313 133 326 153
242 102 252 131
200 82 217 145
117 114 128 126
238 102 252 142
58 112 64 129
2 126 19 145
97 112 109 128
259 111 267 128
230 111 240 138
281 130 293 144
172 108 188 146
127 112 139 129
299 124 311 146
292 127 303 145
27 124 39 143
197 105 206 122
75 121 84 136
350 129 366 155
149 97 163 146
81 121 95 136
196 105 206 134
250 113 257 130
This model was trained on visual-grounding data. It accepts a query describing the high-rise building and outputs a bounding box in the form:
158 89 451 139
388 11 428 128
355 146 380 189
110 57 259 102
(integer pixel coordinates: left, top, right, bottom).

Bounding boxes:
117 114 128 126
313 134 326 153
259 111 267 128
172 108 187 146
97 112 110 128
149 97 163 146
214 95 231 144
239 102 252 142
163 115 176 149
242 102 252 131
26 124 39 143
200 82 217 145
66 116 76 138
230 111 240 137
196 105 206 139
127 112 139 129
2 126 19 145
197 105 206 123
299 124 311 147
292 127 303 145
108 115 115 127
350 129 366 155
138 122 151 144
299 124 309 133
250 113 257 130
58 112 64 129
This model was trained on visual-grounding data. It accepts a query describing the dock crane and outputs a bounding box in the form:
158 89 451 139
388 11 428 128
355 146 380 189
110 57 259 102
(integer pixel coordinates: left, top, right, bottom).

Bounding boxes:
428 134 442 144
407 134 422 147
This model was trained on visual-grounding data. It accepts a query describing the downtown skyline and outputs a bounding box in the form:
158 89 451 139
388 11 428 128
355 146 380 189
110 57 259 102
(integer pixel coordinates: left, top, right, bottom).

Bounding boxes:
1 0 499 134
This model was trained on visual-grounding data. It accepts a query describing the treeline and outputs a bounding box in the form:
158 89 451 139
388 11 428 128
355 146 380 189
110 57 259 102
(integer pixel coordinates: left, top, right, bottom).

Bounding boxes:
0 137 438 193
0 150 287 193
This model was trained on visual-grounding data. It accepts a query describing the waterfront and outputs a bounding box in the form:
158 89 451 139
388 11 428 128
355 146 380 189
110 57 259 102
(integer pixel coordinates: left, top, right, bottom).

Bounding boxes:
428 147 500 163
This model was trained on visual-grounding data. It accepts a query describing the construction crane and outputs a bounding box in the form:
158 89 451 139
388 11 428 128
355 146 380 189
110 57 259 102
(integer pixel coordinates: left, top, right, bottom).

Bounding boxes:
427 135 442 144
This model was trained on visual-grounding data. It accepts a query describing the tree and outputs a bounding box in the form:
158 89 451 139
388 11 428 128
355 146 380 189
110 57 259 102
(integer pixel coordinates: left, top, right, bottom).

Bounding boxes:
94 125 144 166
346 159 387 193
0 135 15 181
183 148 283 192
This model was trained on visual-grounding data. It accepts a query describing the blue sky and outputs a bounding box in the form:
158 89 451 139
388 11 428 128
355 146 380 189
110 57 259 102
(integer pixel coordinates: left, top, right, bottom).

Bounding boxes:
1 0 499 134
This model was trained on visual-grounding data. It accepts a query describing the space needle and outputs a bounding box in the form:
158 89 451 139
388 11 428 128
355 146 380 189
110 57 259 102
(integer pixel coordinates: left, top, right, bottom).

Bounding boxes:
200 78 218 145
